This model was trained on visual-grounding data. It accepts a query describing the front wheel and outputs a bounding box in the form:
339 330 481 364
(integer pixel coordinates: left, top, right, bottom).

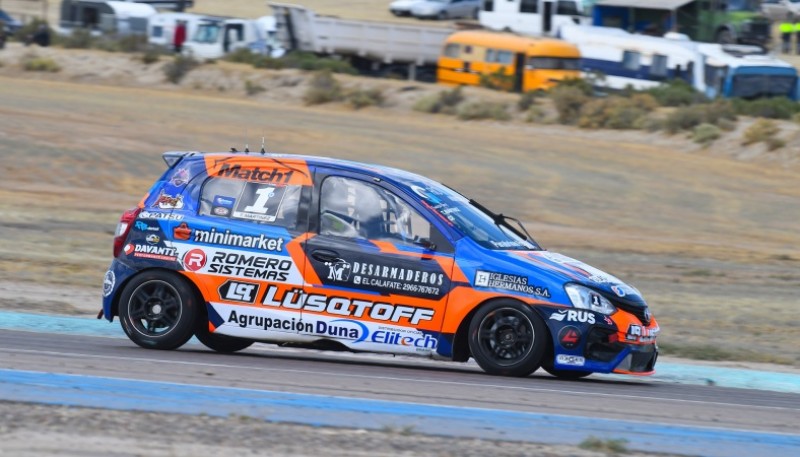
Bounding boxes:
468 300 547 377
118 271 197 350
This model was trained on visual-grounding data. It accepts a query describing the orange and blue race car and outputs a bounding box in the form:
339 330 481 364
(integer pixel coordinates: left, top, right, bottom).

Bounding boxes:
101 151 659 378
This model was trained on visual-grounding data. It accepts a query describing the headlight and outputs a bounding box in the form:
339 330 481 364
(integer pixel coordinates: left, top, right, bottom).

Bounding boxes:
564 284 616 315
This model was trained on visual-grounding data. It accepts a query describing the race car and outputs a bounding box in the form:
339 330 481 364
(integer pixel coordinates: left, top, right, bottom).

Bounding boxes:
101 151 659 378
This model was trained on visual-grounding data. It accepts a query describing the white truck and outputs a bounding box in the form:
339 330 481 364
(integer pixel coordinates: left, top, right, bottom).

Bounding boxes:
269 3 454 80
182 16 285 60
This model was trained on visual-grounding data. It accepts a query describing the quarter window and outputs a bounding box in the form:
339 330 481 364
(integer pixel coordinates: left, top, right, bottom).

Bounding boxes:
199 177 303 230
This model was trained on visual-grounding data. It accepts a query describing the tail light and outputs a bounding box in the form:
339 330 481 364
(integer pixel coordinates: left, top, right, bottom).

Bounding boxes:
113 207 141 258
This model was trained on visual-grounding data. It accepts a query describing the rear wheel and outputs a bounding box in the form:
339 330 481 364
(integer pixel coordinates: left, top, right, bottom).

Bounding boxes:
118 271 197 350
195 320 254 353
468 300 547 377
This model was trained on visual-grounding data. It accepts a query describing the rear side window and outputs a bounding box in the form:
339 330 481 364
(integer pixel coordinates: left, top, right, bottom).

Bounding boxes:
199 178 303 230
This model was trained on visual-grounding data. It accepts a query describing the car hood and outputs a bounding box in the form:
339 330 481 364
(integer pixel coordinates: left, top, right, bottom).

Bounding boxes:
391 0 423 7
504 250 647 307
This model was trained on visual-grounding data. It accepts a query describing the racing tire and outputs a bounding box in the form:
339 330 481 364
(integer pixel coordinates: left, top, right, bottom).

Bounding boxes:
195 320 254 353
468 300 547 377
118 271 197 350
542 366 592 380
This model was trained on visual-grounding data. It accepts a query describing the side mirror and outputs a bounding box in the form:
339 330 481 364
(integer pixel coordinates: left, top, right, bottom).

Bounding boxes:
413 236 436 251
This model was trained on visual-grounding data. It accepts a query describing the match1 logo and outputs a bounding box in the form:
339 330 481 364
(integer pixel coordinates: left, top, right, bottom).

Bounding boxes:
183 249 207 272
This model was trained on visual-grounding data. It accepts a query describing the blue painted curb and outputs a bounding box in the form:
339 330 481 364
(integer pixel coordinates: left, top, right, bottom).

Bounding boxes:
1 369 798 457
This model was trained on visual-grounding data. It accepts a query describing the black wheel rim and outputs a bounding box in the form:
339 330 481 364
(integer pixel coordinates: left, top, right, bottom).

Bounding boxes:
476 307 534 366
127 280 182 337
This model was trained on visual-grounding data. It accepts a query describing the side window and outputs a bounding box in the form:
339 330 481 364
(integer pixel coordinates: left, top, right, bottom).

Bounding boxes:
496 50 513 64
319 176 434 248
650 54 668 77
622 50 641 71
199 177 303 230
520 0 538 14
556 1 580 15
483 0 494 12
443 43 460 58
486 48 496 63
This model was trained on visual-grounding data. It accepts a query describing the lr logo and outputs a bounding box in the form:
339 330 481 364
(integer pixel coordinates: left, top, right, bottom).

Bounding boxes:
218 280 260 304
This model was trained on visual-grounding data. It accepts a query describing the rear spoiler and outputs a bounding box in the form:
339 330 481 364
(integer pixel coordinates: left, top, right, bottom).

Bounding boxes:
162 151 198 168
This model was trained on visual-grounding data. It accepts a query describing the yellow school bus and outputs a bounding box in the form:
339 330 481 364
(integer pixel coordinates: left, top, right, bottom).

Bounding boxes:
438 31 581 92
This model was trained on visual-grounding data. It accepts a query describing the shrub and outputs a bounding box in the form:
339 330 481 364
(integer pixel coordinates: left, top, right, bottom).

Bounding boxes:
303 70 343 105
283 51 357 74
163 55 198 84
742 119 784 150
517 90 543 111
456 101 510 121
555 77 594 95
630 93 659 112
646 80 706 106
59 28 95 49
479 67 514 91
733 97 800 119
141 48 161 65
347 87 384 109
577 96 650 129
550 85 589 124
225 48 261 65
412 86 464 115
244 80 265 96
22 56 60 72
525 105 547 123
703 99 737 125
693 123 722 146
664 106 704 133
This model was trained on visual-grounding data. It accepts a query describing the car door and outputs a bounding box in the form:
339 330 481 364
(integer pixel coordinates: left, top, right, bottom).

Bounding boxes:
301 169 456 356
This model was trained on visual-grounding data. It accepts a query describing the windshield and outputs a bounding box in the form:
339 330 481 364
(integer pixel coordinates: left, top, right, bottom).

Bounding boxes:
731 73 797 99
194 23 221 44
408 180 540 251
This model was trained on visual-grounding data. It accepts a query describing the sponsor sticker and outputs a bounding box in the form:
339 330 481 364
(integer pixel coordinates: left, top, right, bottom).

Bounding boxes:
193 227 284 251
153 191 184 210
183 249 207 272
170 168 190 187
134 221 159 232
556 354 586 367
102 270 115 297
211 195 235 217
474 270 550 298
173 222 192 241
316 256 447 299
139 211 183 221
218 280 260 304
232 183 287 223
558 325 581 349
125 243 177 262
549 309 595 324
146 234 160 245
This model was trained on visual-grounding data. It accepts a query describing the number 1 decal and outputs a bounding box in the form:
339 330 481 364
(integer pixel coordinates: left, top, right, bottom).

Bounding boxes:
233 182 287 222
243 187 275 214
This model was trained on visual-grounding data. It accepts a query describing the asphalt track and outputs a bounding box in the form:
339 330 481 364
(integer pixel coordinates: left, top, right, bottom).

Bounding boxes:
1 314 800 456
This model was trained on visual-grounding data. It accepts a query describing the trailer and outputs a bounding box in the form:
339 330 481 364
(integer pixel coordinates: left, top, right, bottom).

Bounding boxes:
59 0 156 35
269 3 454 81
559 25 799 100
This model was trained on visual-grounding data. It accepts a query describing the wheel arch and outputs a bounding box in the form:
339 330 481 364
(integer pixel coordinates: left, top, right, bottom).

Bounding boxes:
450 296 552 362
112 267 206 318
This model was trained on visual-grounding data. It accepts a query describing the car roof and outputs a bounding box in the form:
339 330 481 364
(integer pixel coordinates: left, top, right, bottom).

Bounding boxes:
175 151 435 189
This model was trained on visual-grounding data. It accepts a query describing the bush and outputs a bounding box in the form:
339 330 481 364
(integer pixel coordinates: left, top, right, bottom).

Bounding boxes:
225 48 261 65
646 80 706 106
517 90 543 111
555 77 594 96
282 51 357 74
163 55 198 84
550 85 590 124
733 97 800 119
412 86 464 115
303 70 342 105
525 105 547 123
22 56 60 72
630 93 659 112
577 96 650 129
693 123 722 146
456 101 510 121
663 101 737 133
347 87 384 109
479 67 514 91
742 119 784 150
141 48 161 65
59 28 95 49
244 80 265 96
